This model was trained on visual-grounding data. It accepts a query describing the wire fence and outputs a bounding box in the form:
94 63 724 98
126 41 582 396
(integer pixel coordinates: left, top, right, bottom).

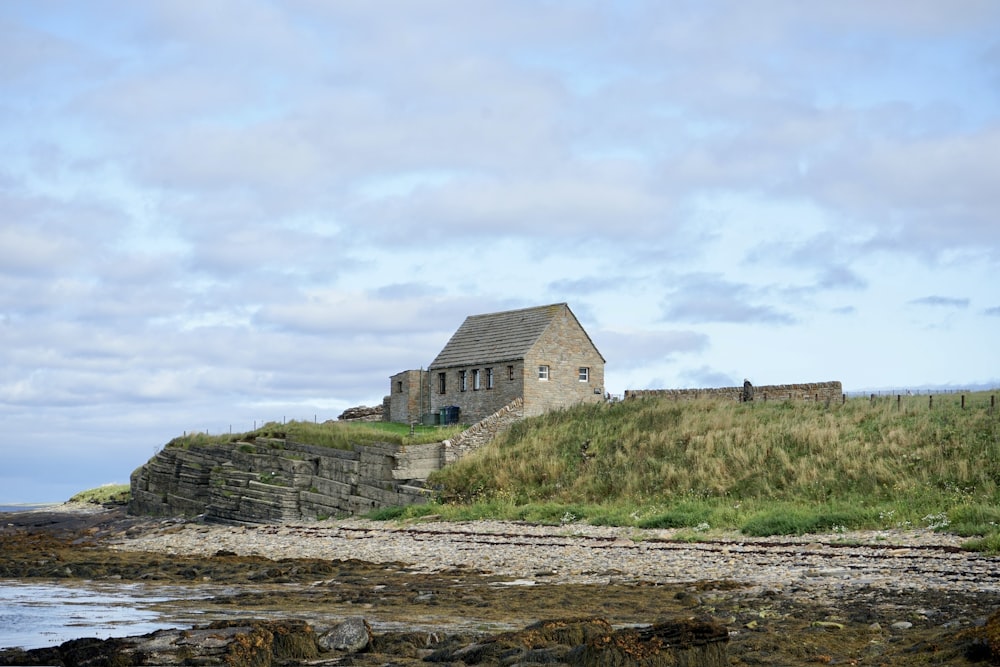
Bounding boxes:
844 388 997 397
845 389 999 414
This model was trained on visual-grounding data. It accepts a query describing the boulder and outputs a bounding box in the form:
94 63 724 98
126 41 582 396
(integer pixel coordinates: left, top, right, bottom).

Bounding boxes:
317 616 372 653
426 616 729 666
0 619 319 667
337 405 384 422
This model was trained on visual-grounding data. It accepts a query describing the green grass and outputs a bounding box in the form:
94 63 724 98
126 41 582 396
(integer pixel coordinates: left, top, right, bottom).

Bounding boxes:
419 392 1000 550
69 484 131 505
166 419 466 451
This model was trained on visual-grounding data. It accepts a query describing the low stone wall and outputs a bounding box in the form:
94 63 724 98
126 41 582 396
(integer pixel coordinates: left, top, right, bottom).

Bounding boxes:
625 381 843 404
443 398 524 465
129 437 442 522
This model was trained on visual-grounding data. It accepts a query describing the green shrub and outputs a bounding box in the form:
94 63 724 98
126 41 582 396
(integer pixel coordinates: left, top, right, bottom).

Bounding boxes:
637 503 713 529
962 531 1000 554
947 504 1000 537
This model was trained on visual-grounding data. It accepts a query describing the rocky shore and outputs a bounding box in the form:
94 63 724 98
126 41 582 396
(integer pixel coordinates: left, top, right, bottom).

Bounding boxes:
2 504 999 665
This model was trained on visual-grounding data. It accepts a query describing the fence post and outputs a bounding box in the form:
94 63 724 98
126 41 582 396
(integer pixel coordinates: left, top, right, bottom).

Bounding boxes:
929 395 933 409
961 395 965 410
897 395 901 411
842 393 846 405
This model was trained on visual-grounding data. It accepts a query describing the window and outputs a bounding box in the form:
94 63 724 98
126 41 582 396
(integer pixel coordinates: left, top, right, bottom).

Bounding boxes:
459 370 467 392
396 380 403 392
507 365 514 381
486 368 494 389
438 373 446 394
538 365 549 381
473 369 481 390
579 367 589 382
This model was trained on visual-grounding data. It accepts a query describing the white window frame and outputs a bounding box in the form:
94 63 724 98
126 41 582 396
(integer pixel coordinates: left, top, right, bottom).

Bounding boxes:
579 367 589 382
538 365 549 381
473 369 481 391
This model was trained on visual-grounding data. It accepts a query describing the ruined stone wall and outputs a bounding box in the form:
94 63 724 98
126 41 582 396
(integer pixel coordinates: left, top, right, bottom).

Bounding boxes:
624 381 843 403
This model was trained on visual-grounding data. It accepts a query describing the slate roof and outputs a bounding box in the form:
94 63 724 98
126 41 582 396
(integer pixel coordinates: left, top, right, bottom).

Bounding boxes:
429 303 570 369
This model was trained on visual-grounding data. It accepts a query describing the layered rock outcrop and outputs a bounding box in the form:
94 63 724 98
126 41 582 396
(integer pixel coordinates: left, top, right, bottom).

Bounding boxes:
129 437 443 522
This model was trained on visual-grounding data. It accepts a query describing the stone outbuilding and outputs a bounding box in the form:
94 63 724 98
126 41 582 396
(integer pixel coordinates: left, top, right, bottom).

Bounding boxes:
387 303 605 425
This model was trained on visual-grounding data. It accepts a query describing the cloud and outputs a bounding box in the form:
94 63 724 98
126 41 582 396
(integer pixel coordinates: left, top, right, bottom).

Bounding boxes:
592 329 709 370
660 274 796 325
908 296 971 308
678 366 738 389
984 306 1000 317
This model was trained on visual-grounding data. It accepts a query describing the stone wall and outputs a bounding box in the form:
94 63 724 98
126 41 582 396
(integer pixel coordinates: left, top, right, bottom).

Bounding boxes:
442 398 524 464
130 397 534 523
624 381 843 404
129 437 442 522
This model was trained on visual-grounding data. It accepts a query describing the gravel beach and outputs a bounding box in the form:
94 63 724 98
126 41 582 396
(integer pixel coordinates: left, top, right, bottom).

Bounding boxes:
5 505 1000 665
110 515 997 598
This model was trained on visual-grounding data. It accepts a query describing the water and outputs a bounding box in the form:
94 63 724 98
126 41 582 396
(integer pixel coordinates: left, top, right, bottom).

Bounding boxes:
0 581 185 650
0 504 59 513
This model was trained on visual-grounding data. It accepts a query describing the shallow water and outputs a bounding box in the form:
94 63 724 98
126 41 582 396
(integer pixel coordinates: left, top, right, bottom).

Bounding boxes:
0 580 193 650
0 504 58 513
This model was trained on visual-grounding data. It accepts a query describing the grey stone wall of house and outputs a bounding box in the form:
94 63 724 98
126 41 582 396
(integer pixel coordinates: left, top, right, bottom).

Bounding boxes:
442 398 524 464
387 369 429 424
430 360 525 424
624 381 843 404
522 309 605 417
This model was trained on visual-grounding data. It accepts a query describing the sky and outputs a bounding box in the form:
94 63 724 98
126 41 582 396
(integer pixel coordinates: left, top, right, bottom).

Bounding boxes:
2 1 999 503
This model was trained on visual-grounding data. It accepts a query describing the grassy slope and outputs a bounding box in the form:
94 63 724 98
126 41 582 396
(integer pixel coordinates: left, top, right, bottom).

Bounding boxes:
419 393 1000 549
163 419 467 450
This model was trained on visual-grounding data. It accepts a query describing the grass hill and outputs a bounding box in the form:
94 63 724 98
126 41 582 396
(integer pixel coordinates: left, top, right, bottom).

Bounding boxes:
80 392 999 550
416 392 1000 551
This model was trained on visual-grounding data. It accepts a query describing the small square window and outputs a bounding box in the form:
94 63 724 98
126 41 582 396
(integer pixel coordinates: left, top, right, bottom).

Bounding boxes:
538 365 549 381
397 380 403 392
579 367 589 382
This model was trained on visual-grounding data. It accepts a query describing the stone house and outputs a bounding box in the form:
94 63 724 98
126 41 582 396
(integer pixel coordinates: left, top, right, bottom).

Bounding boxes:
387 303 605 425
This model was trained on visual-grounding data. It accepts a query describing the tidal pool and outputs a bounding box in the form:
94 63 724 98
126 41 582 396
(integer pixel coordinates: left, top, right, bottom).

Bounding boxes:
0 580 206 650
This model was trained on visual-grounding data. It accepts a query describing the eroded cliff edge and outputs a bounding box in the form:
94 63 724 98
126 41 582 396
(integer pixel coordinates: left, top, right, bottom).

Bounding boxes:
129 437 442 522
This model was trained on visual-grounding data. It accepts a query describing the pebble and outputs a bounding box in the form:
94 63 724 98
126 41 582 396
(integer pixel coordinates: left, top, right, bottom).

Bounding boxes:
109 520 999 603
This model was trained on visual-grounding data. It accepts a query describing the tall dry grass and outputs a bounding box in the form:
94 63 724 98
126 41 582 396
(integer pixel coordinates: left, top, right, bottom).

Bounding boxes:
429 392 1000 536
